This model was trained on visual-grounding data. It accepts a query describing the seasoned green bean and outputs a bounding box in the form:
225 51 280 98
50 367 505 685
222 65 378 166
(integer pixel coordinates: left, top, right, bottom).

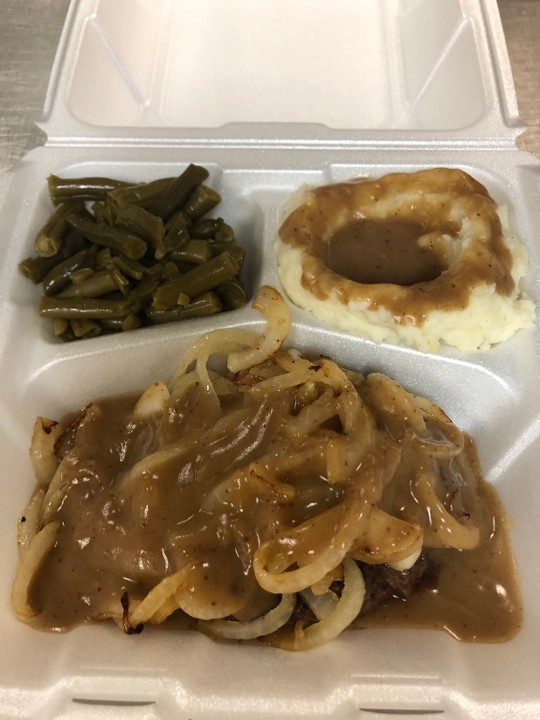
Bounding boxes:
70 319 102 339
39 296 133 319
99 314 142 333
108 177 174 209
95 247 114 269
216 279 248 310
146 291 222 323
58 270 122 299
67 215 147 260
92 200 116 226
169 239 211 265
114 204 166 259
210 242 245 268
42 246 98 296
164 211 190 253
213 222 235 244
147 164 209 220
34 201 85 257
48 175 130 204
58 326 77 343
191 217 224 239
128 274 160 310
23 168 247 340
112 255 146 281
110 266 131 294
69 268 95 285
62 228 89 257
152 251 239 309
159 261 181 282
183 184 221 221
34 220 63 258
19 255 66 285
52 318 69 336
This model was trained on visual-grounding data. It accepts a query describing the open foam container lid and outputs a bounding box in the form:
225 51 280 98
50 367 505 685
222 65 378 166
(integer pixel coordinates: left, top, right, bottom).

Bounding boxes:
0 0 540 718
41 0 523 147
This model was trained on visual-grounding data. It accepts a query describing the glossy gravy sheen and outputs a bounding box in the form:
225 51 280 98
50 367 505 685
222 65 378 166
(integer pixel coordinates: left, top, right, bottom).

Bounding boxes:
358 482 520 641
327 219 448 286
27 387 521 642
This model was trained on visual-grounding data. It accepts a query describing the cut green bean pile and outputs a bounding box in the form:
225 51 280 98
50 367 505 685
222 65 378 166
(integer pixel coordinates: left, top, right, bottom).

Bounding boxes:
18 165 247 341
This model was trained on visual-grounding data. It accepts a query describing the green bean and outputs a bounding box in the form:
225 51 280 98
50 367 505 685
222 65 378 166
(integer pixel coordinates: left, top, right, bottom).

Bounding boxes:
95 247 114 269
191 217 224 239
146 291 222 324
183 184 221 221
48 175 130 204
147 164 209 220
159 261 181 282
210 241 245 268
107 177 174 209
92 200 116 226
112 255 146 281
58 326 77 342
67 215 147 260
114 204 166 259
86 248 129 287
39 296 132 319
70 319 102 339
58 270 121 299
173 261 197 275
216 279 248 310
110 267 131 294
42 246 97 296
169 239 211 265
34 201 85 257
52 318 69 336
99 314 142 333
69 268 95 285
19 255 66 285
152 251 239 309
213 222 235 244
34 220 64 257
24 168 247 341
62 227 89 256
164 211 190 253
128 274 160 310
57 270 118 298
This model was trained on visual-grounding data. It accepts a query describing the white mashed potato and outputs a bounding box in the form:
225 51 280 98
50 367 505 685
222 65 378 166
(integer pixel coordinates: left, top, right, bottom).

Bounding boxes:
275 171 535 354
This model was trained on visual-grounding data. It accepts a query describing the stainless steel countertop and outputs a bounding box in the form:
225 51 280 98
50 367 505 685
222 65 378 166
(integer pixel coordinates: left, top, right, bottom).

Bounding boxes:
0 0 538 177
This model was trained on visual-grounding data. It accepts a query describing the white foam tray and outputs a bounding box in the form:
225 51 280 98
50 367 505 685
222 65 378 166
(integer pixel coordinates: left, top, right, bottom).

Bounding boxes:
0 1 539 718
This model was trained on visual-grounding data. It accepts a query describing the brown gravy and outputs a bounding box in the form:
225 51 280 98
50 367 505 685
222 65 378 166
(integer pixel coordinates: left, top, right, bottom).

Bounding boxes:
25 384 521 643
278 169 515 323
357 482 520 641
327 218 448 286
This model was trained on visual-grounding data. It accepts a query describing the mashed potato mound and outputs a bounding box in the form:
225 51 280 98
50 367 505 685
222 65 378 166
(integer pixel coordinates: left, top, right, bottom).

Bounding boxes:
276 169 535 353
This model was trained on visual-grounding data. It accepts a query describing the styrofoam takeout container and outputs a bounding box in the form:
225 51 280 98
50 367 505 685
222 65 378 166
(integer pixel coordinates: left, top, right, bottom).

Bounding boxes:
0 0 539 717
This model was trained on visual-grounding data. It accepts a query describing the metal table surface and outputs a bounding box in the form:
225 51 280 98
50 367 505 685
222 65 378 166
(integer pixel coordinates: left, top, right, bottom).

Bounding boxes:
0 0 538 175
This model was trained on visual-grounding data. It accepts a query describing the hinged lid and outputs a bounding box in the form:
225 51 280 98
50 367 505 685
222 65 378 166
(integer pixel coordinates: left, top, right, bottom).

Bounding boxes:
41 0 524 149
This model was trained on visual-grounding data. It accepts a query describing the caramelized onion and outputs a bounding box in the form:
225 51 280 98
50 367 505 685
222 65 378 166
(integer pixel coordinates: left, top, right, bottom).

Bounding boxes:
17 489 45 560
271 559 365 651
227 286 291 373
29 417 66 487
199 593 296 640
350 508 424 565
13 285 520 649
413 462 480 550
11 522 58 618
